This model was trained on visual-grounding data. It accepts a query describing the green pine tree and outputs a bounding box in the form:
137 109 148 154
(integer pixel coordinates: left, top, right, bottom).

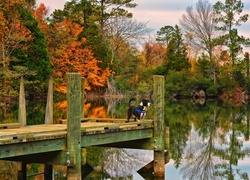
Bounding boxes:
213 0 249 65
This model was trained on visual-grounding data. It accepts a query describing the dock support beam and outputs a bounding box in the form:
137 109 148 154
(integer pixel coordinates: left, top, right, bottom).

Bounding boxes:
153 75 165 178
67 73 82 179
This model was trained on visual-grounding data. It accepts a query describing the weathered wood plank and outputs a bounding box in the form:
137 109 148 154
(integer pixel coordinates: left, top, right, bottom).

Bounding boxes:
0 138 66 159
88 118 128 123
0 132 66 144
0 123 20 129
80 120 153 134
61 118 152 124
81 129 153 147
60 118 88 124
4 150 76 167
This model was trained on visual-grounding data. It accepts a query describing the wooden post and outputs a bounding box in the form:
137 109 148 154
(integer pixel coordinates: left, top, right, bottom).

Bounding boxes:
44 164 53 180
18 162 26 180
67 73 82 180
153 75 165 178
45 76 53 124
18 76 26 127
81 78 84 118
43 77 54 180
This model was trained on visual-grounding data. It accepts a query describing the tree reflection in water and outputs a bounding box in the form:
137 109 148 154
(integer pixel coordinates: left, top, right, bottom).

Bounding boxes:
2 98 250 179
100 148 152 178
168 99 250 180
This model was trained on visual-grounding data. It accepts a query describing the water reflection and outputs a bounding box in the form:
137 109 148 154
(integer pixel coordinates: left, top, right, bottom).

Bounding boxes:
167 99 250 180
1 98 250 179
84 148 152 179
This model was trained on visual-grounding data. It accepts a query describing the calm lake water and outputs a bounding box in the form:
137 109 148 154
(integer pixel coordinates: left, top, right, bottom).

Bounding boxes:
0 97 250 180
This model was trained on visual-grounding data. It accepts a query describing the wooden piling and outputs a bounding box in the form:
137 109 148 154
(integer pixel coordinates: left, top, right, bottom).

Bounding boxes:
44 164 53 180
18 76 26 127
66 73 82 180
81 78 84 118
45 76 53 124
153 75 165 178
17 162 26 180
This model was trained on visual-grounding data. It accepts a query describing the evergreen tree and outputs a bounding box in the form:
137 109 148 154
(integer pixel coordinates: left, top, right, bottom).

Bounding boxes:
165 25 191 72
154 25 190 75
213 0 249 65
13 6 51 96
156 25 174 47
91 0 137 33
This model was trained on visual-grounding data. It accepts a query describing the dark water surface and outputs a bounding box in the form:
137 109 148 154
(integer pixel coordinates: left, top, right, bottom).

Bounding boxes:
0 98 250 179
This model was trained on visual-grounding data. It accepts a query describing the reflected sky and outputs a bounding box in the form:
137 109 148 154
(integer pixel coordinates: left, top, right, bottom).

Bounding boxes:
166 157 250 180
166 130 250 180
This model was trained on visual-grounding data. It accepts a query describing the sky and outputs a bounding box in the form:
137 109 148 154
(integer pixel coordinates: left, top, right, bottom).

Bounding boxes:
36 0 250 51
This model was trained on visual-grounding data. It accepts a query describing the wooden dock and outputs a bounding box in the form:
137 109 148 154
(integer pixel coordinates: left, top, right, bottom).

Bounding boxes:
0 120 154 159
0 74 167 180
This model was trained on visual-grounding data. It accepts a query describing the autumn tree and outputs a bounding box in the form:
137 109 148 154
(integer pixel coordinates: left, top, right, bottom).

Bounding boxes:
48 0 150 94
213 0 249 65
53 39 111 92
49 0 111 71
0 0 49 96
50 19 111 93
141 42 166 68
33 3 51 42
0 0 29 95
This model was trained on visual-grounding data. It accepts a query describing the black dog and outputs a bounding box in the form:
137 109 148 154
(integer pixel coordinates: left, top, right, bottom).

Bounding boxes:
126 98 151 122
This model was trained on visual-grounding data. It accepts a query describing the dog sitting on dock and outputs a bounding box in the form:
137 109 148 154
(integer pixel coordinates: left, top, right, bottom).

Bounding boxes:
126 98 151 122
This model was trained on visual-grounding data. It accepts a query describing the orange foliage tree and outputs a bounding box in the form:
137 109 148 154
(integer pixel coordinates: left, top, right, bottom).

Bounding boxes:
52 37 111 92
0 0 32 95
34 5 112 93
33 3 51 42
141 42 166 68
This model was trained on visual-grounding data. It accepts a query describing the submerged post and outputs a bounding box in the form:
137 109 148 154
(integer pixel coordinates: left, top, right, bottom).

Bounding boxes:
67 73 82 180
18 76 26 127
153 75 165 178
